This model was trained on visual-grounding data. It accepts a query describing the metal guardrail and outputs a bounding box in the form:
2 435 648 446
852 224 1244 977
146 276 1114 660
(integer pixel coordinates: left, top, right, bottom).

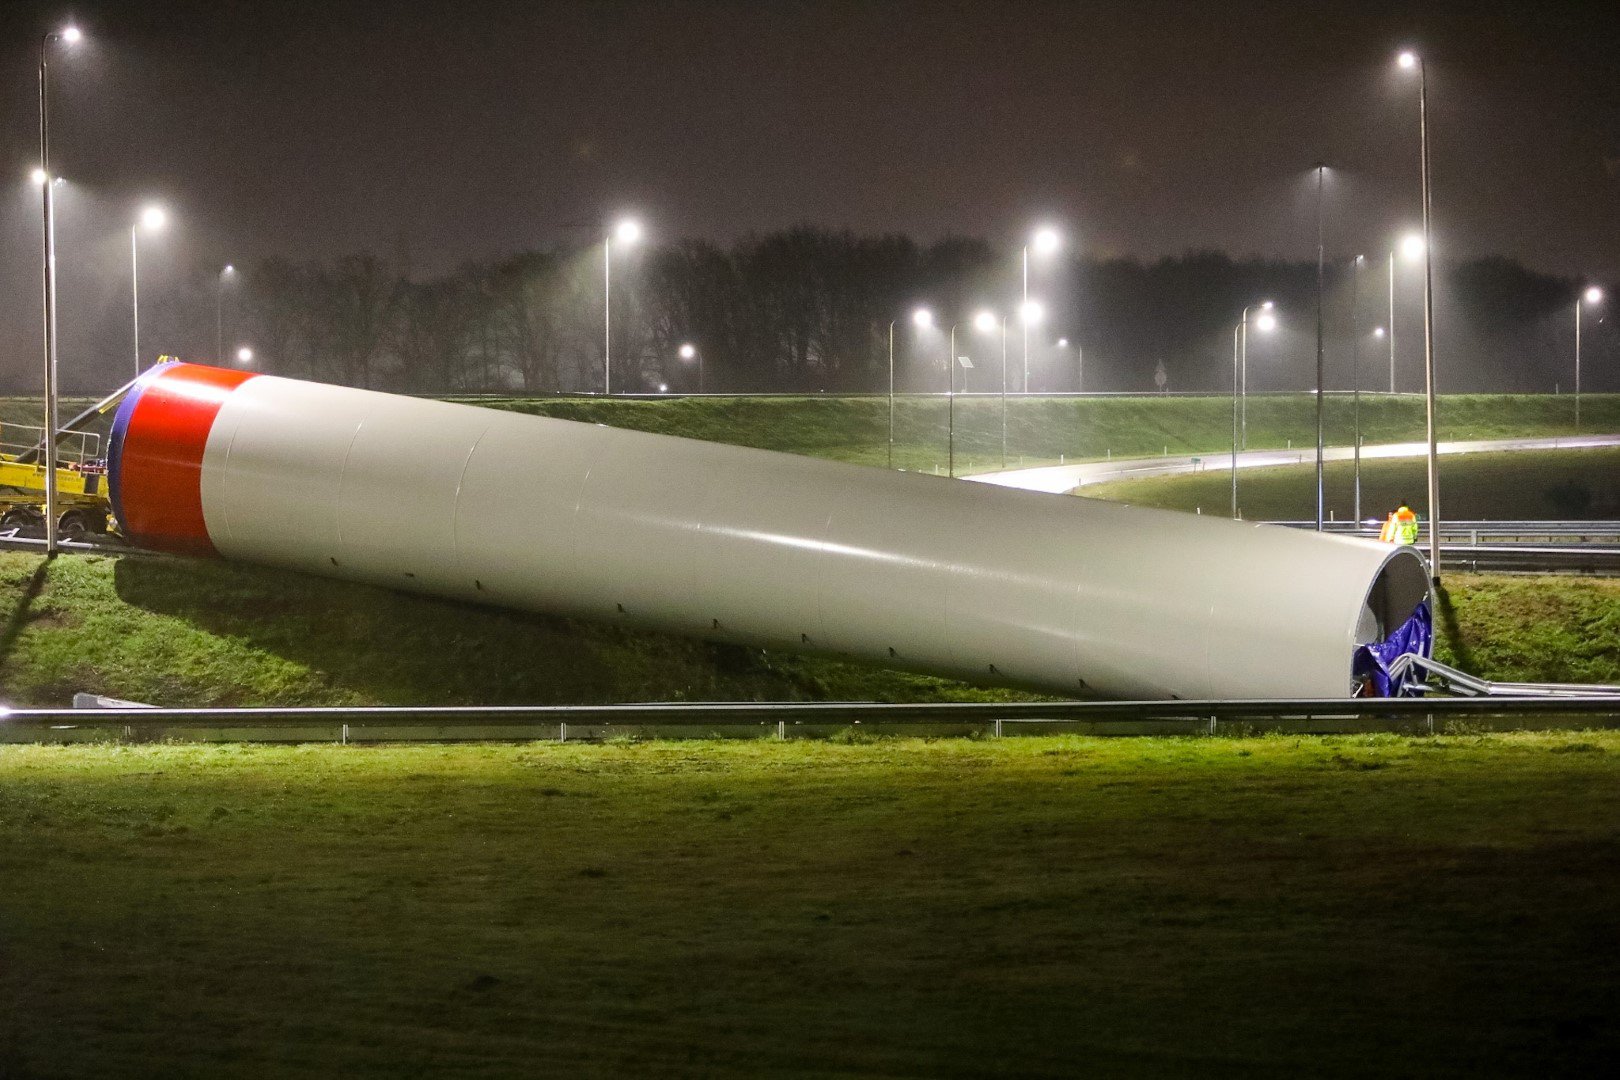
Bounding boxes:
3 696 1618 745
1272 519 1620 540
1438 544 1620 573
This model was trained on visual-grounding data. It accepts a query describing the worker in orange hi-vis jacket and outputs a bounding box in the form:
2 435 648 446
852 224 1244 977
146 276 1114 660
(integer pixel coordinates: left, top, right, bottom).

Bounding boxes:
1379 500 1420 545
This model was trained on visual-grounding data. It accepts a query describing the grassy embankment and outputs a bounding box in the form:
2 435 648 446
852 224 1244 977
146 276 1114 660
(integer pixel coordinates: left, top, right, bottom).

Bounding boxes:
1083 446 1620 521
2 551 1617 706
471 391 1620 472
2 733 1618 1078
3 392 1617 707
6 391 1619 472
0 552 1028 708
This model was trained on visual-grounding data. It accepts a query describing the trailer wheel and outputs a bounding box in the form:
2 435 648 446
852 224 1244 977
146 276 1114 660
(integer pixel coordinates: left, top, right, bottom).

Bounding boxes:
59 510 95 539
1 507 45 539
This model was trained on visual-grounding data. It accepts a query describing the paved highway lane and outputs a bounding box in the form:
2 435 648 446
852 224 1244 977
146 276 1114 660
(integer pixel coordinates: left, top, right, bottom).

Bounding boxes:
966 434 1620 494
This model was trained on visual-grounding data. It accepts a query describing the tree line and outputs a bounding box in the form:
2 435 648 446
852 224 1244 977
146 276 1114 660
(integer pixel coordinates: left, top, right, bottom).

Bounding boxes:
223 228 1604 396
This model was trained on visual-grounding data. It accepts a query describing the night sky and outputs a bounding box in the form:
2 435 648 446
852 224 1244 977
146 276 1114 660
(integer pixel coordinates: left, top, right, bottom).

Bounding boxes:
0 0 1616 385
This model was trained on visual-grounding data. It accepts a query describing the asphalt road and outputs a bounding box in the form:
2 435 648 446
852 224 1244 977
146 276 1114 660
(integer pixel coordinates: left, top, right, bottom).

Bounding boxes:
966 433 1620 494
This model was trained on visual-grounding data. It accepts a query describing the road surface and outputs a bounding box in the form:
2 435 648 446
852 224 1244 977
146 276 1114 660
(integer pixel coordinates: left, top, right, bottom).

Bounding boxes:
966 434 1620 495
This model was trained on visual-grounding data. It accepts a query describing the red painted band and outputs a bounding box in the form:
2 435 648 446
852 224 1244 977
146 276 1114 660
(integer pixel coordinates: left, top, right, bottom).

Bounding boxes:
116 363 257 556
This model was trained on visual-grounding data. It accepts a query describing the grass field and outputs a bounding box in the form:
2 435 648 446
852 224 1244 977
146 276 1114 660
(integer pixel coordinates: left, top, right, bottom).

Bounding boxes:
3 551 1619 705
2 733 1617 1078
480 391 1620 472
1082 447 1620 521
0 552 1032 708
13 392 1617 475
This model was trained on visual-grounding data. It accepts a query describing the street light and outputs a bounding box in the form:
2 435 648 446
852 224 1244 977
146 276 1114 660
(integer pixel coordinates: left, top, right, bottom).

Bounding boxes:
131 204 168 377
1240 301 1275 449
1021 228 1061 393
946 320 962 477
678 341 702 394
603 217 641 395
1382 235 1422 393
1351 255 1366 524
37 23 81 554
1232 303 1276 518
1311 164 1329 533
890 309 933 469
236 346 254 365
1398 49 1441 581
974 310 1008 467
218 264 238 365
1576 286 1603 432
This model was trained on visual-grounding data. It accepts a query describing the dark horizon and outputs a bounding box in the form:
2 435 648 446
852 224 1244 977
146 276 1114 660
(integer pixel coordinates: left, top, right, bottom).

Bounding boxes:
0 0 1615 387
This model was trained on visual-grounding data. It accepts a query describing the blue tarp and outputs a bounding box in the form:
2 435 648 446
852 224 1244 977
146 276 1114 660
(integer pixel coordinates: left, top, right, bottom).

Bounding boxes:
1353 602 1433 697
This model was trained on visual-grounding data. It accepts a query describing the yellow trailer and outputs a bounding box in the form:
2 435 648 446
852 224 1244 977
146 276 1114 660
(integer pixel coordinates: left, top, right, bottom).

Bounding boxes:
0 381 132 539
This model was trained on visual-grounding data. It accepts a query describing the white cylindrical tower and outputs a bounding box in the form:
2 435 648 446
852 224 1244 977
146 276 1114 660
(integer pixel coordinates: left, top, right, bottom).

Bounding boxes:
108 363 1432 699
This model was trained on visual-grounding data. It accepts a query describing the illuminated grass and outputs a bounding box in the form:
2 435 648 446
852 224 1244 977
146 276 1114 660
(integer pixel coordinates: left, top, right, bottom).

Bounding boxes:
0 551 1034 708
481 392 1620 472
1 733 1616 1076
1080 447 1620 521
3 553 1617 706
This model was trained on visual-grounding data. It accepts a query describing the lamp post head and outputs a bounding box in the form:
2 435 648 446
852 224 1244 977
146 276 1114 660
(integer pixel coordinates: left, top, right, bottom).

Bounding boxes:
236 347 253 364
1019 299 1045 326
61 26 82 44
1399 233 1425 261
1031 227 1061 256
1397 51 1417 70
1261 300 1274 311
1256 312 1278 333
1584 286 1603 306
911 307 933 329
678 343 696 360
139 205 167 231
1057 338 1069 348
973 310 998 334
1374 326 1386 339
613 219 641 245
30 168 47 186
223 264 235 275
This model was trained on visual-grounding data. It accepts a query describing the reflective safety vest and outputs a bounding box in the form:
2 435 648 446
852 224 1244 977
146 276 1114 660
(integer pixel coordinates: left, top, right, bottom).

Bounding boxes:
1380 506 1419 545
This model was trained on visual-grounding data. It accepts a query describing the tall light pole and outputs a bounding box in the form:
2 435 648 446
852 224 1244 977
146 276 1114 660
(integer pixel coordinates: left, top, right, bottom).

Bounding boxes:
947 321 959 477
1576 286 1603 432
604 218 640 395
973 310 1003 468
901 308 932 471
38 24 80 554
1231 303 1276 518
1389 233 1425 396
217 264 238 364
1312 163 1327 533
1351 256 1364 523
1022 227 1060 393
679 341 702 395
1240 300 1274 450
131 205 167 377
1387 250 1397 393
1399 49 1441 582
